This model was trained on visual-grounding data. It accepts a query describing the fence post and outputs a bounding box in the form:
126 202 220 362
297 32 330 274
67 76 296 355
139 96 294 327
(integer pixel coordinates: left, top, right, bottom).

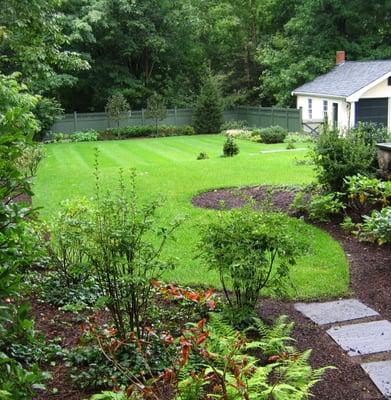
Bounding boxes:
286 108 289 130
73 111 78 131
259 106 262 128
141 108 145 125
271 107 274 126
299 107 303 131
174 107 177 125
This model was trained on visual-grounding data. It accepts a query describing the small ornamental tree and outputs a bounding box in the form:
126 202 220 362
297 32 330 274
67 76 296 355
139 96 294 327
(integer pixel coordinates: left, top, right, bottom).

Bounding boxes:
105 93 130 128
193 74 224 134
145 92 167 135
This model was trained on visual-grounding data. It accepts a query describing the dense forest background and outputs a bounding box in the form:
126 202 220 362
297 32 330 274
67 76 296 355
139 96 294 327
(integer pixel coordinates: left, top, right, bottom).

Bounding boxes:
1 0 391 113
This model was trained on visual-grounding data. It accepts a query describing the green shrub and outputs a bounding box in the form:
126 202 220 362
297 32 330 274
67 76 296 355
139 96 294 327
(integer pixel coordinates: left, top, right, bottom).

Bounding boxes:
284 132 312 144
98 124 195 140
72 130 98 142
196 151 209 160
344 174 391 219
357 207 391 244
33 96 63 141
286 138 296 150
84 161 182 339
15 143 45 178
312 124 389 191
199 208 305 314
48 130 98 143
221 120 248 131
258 125 287 143
291 191 344 222
223 137 239 157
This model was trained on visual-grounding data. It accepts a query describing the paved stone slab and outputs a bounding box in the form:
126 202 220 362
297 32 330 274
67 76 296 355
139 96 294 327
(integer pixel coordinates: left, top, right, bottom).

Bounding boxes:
361 361 391 399
294 299 379 325
327 320 391 356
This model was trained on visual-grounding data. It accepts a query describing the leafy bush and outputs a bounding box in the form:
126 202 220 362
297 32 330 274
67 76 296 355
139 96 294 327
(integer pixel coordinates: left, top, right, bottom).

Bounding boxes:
84 163 182 338
0 73 47 398
284 132 312 144
291 191 345 222
357 207 391 244
258 125 287 143
224 129 253 140
312 124 389 191
44 199 92 287
223 137 239 157
199 208 305 314
99 124 195 140
196 151 209 160
33 96 63 141
286 138 296 150
344 174 391 219
48 130 98 143
193 73 224 134
72 131 99 142
221 120 248 130
15 143 45 178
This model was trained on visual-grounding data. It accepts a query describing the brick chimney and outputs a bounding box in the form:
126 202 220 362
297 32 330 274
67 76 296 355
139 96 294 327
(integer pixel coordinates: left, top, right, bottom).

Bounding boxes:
336 51 345 65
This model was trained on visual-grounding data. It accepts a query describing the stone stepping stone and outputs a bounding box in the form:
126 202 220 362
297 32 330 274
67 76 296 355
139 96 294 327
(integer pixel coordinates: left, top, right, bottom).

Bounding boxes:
361 361 391 399
294 299 379 325
327 320 391 356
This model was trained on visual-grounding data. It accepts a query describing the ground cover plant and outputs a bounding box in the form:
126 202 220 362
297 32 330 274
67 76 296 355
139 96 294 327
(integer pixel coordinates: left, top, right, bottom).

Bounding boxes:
34 136 349 299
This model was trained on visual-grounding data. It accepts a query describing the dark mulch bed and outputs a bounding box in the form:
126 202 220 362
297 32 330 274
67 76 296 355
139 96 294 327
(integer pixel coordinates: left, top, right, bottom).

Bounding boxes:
193 185 391 400
26 185 390 399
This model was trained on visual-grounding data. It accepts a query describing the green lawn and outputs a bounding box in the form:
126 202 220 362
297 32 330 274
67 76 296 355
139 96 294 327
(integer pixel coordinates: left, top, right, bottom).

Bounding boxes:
33 135 349 299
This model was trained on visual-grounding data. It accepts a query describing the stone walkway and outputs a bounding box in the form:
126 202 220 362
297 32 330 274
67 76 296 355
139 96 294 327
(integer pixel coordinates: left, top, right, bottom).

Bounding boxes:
295 299 391 399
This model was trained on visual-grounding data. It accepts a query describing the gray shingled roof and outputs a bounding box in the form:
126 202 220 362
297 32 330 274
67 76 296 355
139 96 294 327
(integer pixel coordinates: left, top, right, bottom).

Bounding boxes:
293 60 391 97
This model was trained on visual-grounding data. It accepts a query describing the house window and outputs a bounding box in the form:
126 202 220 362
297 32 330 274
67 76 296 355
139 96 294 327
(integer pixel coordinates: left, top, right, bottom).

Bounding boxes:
388 77 391 86
323 100 328 121
308 98 312 119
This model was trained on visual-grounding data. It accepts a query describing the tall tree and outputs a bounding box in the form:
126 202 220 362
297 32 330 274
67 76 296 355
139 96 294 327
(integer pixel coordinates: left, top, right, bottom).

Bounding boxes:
0 0 89 95
258 0 391 106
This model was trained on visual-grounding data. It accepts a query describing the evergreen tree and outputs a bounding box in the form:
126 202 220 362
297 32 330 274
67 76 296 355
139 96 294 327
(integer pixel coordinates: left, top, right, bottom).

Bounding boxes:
193 75 224 134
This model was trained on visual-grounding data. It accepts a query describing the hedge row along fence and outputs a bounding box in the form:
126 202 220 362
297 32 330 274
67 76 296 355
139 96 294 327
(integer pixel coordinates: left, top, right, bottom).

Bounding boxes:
51 106 302 134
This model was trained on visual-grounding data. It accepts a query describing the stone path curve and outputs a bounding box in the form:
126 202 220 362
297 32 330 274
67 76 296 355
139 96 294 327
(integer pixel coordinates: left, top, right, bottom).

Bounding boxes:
295 299 391 399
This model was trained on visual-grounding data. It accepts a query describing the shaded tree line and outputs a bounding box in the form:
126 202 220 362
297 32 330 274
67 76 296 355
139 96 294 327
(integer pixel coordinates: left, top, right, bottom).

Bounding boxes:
1 0 390 114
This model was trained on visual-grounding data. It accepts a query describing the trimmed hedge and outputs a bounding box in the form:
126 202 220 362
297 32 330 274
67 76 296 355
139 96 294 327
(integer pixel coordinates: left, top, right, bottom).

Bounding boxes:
98 124 195 140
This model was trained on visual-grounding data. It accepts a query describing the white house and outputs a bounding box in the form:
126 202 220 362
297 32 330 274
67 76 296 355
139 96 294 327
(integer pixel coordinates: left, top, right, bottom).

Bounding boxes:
292 51 391 131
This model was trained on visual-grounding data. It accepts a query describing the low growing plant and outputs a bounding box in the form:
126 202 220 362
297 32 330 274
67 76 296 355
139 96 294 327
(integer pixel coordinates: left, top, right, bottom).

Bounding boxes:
196 151 209 160
356 206 391 245
344 174 391 219
223 137 239 157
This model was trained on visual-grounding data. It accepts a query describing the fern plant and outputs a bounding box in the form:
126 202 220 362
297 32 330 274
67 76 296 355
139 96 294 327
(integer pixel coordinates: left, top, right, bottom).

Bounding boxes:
174 314 328 400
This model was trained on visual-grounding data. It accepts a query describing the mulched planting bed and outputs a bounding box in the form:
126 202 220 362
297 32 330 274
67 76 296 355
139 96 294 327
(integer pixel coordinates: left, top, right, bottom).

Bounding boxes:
193 185 391 400
27 185 390 399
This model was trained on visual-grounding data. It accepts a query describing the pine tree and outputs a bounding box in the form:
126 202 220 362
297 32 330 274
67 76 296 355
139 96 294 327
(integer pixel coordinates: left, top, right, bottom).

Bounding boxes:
193 74 224 134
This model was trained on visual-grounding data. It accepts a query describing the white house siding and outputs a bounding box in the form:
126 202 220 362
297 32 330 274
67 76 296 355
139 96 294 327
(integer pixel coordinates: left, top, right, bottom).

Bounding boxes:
296 95 350 130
